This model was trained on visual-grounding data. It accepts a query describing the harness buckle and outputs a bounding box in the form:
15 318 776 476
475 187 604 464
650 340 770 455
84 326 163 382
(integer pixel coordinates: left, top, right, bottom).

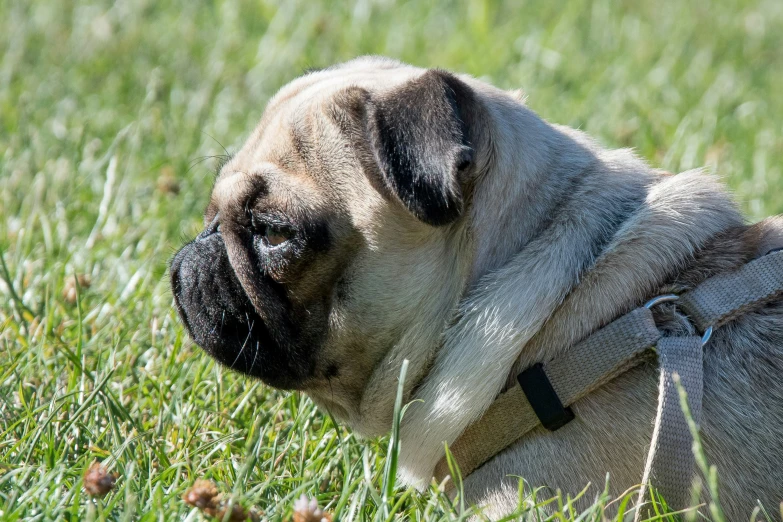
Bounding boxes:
517 363 574 431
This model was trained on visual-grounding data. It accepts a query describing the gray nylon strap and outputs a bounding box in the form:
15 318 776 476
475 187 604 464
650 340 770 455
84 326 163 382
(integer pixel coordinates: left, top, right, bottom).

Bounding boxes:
432 250 783 511
433 307 661 482
635 336 704 520
678 250 783 332
546 308 662 406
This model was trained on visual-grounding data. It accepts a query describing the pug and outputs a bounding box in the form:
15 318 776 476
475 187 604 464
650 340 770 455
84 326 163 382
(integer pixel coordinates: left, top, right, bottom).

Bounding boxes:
170 57 783 519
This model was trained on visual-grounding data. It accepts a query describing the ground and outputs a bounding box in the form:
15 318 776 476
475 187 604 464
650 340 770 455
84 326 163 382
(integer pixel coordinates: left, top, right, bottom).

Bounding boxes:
1 0 782 520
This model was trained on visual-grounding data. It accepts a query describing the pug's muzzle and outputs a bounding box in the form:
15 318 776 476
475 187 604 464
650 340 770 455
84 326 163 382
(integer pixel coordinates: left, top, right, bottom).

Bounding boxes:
170 223 312 389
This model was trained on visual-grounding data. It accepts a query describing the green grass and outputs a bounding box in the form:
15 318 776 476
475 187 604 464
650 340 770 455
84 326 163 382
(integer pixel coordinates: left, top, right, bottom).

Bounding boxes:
1 0 782 520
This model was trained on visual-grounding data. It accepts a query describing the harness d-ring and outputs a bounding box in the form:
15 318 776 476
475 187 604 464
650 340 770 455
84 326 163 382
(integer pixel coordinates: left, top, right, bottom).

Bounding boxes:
644 294 713 346
700 325 713 346
644 294 679 309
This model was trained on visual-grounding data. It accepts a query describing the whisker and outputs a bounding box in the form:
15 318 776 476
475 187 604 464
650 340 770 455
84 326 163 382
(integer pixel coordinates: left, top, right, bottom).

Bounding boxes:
230 313 254 369
201 130 231 159
250 340 260 373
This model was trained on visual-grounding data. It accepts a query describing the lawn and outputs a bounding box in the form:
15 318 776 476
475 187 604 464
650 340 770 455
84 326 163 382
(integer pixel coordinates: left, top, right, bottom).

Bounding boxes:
1 0 782 520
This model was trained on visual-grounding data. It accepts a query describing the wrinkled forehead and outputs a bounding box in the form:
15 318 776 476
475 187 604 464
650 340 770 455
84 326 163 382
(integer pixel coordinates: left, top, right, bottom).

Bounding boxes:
231 60 426 164
267 57 423 113
207 59 424 219
210 164 319 213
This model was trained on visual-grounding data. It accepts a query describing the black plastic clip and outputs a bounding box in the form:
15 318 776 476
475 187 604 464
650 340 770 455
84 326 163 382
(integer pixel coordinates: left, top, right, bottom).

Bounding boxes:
517 363 574 431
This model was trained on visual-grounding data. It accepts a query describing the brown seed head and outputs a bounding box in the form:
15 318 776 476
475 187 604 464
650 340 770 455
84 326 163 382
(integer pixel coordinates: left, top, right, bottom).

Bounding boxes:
63 274 92 305
83 462 118 497
214 500 251 522
157 166 181 195
183 480 254 521
182 479 220 511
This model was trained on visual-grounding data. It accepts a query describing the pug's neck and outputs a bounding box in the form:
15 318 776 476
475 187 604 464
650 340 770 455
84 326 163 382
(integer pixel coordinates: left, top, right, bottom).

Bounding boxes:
386 95 744 488
467 100 660 284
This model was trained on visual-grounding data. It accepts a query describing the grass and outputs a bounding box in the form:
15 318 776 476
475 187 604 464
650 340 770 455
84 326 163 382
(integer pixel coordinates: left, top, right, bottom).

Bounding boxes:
1 0 782 520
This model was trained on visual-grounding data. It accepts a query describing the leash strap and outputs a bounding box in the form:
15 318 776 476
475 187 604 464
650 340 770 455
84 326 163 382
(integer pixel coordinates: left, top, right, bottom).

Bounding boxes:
635 335 704 520
432 250 783 513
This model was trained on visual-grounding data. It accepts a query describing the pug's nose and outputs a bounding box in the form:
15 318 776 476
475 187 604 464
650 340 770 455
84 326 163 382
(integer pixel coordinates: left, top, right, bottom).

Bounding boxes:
198 214 221 241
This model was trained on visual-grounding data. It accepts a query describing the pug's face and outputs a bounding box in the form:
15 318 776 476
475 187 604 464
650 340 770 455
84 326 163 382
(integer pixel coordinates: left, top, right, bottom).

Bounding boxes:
170 58 486 419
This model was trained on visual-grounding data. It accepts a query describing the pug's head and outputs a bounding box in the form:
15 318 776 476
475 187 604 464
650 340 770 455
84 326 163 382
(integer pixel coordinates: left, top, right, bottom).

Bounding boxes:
170 58 490 425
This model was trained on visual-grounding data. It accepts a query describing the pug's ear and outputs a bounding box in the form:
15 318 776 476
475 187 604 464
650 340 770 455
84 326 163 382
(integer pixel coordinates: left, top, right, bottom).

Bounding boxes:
366 70 478 226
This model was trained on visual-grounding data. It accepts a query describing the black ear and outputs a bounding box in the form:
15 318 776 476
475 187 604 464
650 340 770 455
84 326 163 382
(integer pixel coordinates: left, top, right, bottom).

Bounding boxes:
367 70 477 226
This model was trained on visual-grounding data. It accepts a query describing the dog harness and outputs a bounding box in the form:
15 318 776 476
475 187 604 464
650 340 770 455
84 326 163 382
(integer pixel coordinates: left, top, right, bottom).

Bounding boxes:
433 249 783 517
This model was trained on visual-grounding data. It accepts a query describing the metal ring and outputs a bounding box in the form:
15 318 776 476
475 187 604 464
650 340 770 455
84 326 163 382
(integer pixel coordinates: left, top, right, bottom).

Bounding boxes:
645 294 714 346
701 325 713 346
644 294 679 309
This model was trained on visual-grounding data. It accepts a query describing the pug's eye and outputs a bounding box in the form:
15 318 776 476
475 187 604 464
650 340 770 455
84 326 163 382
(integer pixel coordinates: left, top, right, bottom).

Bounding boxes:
262 225 294 247
250 213 295 248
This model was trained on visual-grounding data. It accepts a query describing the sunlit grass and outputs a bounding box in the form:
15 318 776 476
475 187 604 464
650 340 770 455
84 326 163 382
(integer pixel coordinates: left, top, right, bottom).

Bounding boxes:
1 0 782 519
